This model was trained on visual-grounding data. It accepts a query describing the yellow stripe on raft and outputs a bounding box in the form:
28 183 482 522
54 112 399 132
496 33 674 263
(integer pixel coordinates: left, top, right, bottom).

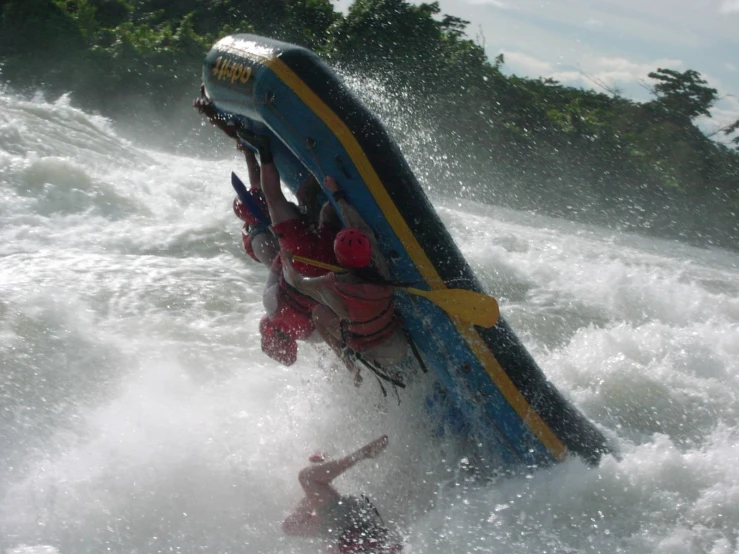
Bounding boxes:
218 37 568 463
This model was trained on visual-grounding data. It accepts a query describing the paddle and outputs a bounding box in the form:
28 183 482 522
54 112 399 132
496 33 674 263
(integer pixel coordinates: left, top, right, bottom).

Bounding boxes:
291 255 500 328
231 172 270 225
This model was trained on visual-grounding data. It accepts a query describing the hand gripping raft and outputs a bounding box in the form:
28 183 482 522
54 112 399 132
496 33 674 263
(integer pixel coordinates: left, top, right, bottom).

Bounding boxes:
202 34 613 468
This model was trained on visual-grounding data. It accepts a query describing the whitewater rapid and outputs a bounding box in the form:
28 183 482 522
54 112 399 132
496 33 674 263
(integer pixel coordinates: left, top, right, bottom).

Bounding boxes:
1 93 738 554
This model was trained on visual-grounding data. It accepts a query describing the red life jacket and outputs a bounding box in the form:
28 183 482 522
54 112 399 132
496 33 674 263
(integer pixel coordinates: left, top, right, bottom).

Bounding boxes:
258 260 317 366
269 257 319 331
271 216 339 277
326 273 401 352
275 277 316 335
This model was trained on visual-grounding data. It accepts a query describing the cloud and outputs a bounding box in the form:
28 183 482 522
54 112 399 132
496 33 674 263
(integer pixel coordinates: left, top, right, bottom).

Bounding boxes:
439 0 739 108
719 0 739 13
498 47 739 142
500 51 687 99
695 94 739 143
467 0 510 7
500 51 553 75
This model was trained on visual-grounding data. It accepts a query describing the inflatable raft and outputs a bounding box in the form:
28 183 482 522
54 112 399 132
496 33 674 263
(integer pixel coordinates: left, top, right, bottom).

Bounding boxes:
202 34 612 468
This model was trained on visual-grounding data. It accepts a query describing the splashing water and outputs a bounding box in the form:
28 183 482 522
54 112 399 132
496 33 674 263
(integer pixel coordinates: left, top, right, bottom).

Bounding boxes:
1 92 738 553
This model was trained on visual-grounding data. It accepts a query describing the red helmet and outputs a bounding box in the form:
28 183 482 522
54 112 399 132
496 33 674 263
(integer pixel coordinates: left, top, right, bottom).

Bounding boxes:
233 195 269 227
233 196 250 223
259 315 298 366
334 228 372 268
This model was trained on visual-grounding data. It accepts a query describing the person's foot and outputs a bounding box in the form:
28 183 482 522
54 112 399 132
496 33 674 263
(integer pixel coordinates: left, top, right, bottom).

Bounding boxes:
193 84 216 116
359 435 388 460
193 96 216 116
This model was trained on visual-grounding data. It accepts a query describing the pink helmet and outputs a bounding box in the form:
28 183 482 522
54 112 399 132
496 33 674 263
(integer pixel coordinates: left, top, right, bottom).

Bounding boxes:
334 228 372 268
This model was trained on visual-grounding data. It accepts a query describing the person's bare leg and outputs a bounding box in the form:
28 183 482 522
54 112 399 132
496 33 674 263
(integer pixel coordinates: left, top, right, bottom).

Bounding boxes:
261 161 300 225
299 435 389 496
283 436 389 536
364 329 409 368
318 200 340 229
313 305 362 386
282 494 328 536
312 304 342 345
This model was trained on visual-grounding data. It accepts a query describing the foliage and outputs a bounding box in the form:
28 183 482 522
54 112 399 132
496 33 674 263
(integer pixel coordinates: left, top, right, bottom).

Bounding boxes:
646 68 718 122
0 0 89 86
0 0 737 250
724 119 739 151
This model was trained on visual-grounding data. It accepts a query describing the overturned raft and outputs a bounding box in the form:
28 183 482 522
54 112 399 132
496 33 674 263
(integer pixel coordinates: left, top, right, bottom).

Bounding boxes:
203 34 612 468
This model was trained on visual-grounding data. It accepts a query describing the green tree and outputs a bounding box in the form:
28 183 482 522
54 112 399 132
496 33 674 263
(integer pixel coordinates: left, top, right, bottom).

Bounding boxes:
279 0 338 50
647 68 718 121
0 0 93 90
724 118 739 151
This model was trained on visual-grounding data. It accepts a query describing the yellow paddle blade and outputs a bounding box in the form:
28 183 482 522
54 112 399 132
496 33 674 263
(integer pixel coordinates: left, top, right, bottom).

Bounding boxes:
405 287 499 328
291 254 499 327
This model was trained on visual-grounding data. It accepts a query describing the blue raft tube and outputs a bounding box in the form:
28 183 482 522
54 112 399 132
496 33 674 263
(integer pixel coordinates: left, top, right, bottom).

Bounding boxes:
201 34 613 470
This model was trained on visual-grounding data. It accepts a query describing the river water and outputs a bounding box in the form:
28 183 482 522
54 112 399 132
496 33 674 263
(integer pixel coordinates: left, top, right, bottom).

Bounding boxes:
1 92 738 553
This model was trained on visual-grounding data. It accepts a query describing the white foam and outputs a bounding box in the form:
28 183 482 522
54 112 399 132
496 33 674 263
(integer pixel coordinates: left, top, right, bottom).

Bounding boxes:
1 91 738 553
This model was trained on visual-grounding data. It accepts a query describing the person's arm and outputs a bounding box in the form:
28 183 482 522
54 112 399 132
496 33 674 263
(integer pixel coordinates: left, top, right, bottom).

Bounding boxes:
283 436 389 537
239 146 261 191
323 176 389 276
282 497 322 537
323 176 374 239
262 269 280 316
281 251 349 319
193 84 239 139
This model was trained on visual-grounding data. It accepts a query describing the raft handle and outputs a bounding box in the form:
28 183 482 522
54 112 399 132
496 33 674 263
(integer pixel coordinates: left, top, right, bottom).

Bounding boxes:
335 155 352 179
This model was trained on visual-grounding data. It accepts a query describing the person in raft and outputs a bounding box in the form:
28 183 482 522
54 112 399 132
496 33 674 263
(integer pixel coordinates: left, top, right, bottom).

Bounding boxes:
238 130 340 276
230 147 316 366
193 86 276 269
193 89 324 365
280 175 410 386
282 435 402 553
235 139 335 366
236 131 351 368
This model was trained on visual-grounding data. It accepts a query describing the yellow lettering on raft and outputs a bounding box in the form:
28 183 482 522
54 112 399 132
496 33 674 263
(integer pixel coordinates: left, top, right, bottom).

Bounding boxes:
211 56 223 77
212 57 252 85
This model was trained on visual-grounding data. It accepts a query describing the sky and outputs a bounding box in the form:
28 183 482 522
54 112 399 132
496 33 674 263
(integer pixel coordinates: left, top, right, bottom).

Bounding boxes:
334 0 739 142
